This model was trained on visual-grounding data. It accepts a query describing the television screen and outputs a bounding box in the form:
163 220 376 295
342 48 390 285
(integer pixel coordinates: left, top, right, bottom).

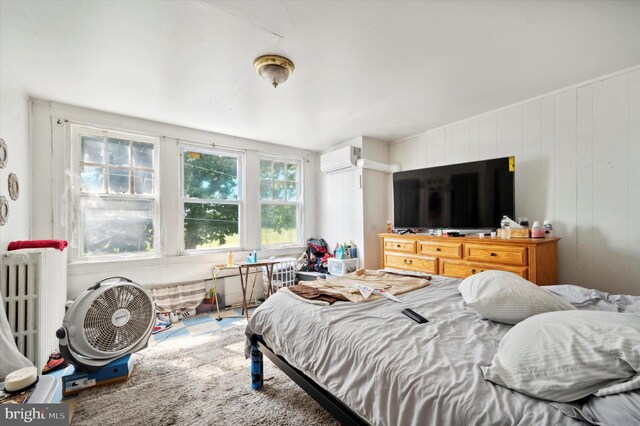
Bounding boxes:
393 157 514 230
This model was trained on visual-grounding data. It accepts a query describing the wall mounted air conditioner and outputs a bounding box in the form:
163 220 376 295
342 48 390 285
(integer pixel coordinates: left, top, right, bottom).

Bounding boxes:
320 146 361 174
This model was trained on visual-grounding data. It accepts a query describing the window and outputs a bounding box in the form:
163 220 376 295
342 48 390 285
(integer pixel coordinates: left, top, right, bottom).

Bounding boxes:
73 126 159 261
181 147 242 251
259 157 302 247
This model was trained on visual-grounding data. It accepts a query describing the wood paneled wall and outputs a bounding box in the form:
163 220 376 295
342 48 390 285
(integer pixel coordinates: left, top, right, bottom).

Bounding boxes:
390 68 640 296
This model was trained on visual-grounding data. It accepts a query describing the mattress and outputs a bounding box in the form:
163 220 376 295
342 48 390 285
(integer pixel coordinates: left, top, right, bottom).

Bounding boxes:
246 275 640 425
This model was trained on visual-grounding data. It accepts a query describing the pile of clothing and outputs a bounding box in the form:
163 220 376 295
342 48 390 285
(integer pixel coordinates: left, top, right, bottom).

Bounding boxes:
297 238 333 273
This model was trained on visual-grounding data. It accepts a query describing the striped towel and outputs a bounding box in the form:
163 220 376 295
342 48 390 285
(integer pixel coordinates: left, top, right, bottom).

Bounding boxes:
150 280 206 313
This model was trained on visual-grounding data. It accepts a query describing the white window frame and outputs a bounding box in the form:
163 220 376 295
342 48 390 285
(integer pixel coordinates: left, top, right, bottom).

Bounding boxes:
258 154 304 249
70 125 161 263
179 144 244 254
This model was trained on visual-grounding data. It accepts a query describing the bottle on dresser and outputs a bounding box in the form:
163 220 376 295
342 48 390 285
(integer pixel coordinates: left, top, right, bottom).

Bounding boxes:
531 221 545 238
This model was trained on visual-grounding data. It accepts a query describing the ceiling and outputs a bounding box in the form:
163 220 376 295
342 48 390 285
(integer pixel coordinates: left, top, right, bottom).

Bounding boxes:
2 1 640 151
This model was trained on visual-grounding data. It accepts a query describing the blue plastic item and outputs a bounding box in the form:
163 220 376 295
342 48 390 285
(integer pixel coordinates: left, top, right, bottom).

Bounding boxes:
250 342 263 390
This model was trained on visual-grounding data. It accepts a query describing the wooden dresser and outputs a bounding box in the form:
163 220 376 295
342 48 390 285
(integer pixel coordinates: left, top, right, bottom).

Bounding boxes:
379 233 560 285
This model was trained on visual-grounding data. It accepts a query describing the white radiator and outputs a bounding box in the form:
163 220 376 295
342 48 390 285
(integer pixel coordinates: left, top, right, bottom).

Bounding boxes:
0 249 67 372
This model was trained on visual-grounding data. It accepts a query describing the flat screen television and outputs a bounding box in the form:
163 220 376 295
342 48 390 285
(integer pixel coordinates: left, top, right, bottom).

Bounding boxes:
393 157 514 231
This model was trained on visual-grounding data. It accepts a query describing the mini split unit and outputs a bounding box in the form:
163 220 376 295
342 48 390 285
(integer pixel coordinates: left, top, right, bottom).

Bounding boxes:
320 145 401 174
320 146 361 174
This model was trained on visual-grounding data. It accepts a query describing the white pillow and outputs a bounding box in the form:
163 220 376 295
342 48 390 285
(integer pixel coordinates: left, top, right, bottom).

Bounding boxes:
481 310 640 402
458 270 575 324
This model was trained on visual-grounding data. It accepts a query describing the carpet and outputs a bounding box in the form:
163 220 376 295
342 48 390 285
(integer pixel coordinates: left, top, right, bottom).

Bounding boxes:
71 326 338 425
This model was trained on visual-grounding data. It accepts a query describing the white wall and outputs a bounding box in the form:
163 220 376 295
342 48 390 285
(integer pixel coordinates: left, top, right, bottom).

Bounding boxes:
390 67 640 296
318 137 389 269
30 101 318 299
318 137 364 262
0 68 30 246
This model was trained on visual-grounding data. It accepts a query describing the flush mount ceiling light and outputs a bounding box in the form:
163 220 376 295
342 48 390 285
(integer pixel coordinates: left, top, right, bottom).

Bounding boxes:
254 55 295 88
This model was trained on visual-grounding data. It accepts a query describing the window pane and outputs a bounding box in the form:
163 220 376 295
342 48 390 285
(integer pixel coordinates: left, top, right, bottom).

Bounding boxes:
133 170 154 195
183 151 238 200
286 163 297 181
286 182 297 201
81 198 155 256
261 204 297 245
259 160 272 179
108 169 130 194
81 135 104 163
273 182 286 201
260 180 272 200
273 162 285 180
184 202 239 250
80 165 104 193
108 138 130 166
132 142 154 168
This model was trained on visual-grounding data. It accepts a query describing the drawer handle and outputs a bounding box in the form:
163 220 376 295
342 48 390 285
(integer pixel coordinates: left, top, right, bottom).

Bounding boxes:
436 248 441 252
404 259 413 265
397 244 401 248
490 252 497 256
471 269 482 274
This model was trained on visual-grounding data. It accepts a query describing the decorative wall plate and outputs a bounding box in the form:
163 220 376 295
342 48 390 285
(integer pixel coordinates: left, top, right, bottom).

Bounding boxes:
8 173 19 201
0 138 7 169
0 196 8 226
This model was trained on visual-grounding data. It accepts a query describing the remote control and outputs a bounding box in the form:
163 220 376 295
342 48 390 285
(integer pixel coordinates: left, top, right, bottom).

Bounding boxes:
402 308 428 324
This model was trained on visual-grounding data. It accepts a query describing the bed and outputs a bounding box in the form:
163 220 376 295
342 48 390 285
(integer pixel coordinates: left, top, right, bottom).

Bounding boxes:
245 273 640 425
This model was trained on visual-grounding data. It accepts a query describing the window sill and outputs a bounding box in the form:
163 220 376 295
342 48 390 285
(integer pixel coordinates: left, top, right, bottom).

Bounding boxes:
68 246 306 275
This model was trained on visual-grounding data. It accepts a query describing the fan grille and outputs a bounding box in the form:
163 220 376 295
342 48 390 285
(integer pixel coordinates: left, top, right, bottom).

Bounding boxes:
83 285 153 352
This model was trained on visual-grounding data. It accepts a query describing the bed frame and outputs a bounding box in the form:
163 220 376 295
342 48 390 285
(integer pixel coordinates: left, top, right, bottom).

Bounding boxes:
250 335 369 426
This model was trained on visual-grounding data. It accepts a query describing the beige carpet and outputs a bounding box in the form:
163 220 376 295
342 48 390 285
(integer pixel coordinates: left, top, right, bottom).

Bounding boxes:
72 326 338 425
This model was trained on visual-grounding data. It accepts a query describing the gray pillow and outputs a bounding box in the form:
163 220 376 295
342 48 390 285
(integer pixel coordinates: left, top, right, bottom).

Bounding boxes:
458 270 575 324
482 310 640 402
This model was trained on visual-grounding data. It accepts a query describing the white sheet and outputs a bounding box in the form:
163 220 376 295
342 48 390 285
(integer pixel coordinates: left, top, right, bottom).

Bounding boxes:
0 292 33 380
246 276 585 425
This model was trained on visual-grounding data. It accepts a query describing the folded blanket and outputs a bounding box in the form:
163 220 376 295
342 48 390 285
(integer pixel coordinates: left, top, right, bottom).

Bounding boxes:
291 269 431 304
283 285 350 305
8 240 68 251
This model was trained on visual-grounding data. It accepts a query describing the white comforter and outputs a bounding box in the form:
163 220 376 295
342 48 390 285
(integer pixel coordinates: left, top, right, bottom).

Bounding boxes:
246 276 590 426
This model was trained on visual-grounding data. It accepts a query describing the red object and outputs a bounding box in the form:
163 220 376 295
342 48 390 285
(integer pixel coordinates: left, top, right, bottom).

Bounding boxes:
8 240 68 251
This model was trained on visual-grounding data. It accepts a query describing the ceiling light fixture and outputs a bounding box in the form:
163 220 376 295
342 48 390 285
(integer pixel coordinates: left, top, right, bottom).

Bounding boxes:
254 55 295 88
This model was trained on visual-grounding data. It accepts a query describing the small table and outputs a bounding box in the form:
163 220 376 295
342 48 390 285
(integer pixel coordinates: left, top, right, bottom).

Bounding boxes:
212 260 281 320
237 260 280 320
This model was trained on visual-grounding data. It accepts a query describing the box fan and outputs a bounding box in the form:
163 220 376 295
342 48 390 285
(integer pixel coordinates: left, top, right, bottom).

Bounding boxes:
56 277 155 372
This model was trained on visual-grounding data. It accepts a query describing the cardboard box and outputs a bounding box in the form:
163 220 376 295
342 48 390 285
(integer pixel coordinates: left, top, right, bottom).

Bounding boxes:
497 228 530 238
62 355 136 396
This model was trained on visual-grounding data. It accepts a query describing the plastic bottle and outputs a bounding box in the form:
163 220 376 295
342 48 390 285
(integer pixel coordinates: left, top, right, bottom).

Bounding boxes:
500 216 510 238
226 249 234 267
350 241 357 258
531 221 545 238
252 250 257 263
336 246 344 260
543 220 554 237
500 215 509 229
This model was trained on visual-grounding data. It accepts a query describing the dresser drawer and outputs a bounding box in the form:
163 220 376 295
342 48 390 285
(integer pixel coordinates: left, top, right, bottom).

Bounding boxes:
463 244 527 266
418 241 462 259
384 239 416 254
441 260 528 279
385 253 436 273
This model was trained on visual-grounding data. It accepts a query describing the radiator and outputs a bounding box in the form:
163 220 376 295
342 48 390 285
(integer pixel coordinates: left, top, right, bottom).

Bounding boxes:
0 249 67 372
